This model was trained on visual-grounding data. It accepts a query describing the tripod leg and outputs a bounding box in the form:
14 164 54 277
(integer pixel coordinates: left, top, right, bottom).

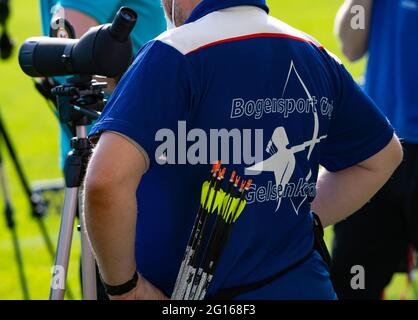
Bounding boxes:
10 228 31 300
36 216 75 300
0 112 73 296
49 187 78 300
51 125 98 300
0 154 30 300
78 188 97 300
0 113 33 199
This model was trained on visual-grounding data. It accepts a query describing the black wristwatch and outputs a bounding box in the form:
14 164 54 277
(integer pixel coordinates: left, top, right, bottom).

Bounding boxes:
102 271 139 296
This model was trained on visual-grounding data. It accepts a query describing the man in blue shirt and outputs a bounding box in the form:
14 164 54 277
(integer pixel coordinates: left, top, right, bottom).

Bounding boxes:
39 0 166 167
84 0 402 300
332 0 418 300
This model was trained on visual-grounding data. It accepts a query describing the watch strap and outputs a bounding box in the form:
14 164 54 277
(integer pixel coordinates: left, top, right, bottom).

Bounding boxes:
102 271 139 296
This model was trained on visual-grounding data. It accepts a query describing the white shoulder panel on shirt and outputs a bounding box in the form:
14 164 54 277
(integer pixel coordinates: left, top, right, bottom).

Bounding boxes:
156 6 324 56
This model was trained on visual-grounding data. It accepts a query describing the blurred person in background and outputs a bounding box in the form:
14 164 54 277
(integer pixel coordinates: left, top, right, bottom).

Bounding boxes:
332 0 418 299
39 0 166 299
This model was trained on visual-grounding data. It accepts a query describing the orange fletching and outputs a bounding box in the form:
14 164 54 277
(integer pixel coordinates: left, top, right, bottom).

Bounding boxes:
240 180 246 190
230 171 236 182
212 160 221 172
234 176 241 185
218 167 226 178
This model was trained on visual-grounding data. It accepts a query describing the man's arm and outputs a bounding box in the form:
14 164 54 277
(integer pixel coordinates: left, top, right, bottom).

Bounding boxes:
84 132 166 299
312 135 403 228
335 0 373 62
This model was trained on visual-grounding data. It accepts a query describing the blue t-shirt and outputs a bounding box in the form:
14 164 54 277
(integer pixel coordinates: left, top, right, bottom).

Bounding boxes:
39 0 166 166
90 0 394 299
365 0 418 143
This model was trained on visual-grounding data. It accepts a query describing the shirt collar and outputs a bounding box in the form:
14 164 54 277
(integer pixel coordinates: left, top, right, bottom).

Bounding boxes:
185 0 270 24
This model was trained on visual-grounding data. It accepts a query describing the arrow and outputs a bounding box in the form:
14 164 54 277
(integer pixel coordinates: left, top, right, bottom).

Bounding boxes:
182 168 226 300
172 161 221 299
194 179 252 300
172 164 253 300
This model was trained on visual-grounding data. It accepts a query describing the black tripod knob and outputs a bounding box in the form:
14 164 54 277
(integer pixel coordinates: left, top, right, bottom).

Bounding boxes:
0 0 10 25
0 0 13 60
0 30 14 60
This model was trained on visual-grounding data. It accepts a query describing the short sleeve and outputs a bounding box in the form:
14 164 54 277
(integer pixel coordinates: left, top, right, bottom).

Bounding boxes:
89 40 196 169
319 62 395 172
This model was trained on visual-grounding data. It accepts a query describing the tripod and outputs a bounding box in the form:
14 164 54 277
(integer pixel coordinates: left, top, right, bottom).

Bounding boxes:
49 75 104 300
0 138 29 300
0 109 65 299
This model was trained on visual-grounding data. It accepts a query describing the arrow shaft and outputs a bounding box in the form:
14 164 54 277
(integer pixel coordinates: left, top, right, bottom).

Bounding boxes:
175 177 224 299
172 172 217 298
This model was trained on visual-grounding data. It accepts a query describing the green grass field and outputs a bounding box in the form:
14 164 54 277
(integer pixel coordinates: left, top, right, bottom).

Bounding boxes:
0 0 412 300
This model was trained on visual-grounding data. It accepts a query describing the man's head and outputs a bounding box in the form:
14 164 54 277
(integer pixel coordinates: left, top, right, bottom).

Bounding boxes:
162 0 202 27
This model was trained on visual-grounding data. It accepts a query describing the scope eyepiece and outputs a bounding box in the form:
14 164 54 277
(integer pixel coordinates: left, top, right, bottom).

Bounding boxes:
110 7 138 43
120 7 137 22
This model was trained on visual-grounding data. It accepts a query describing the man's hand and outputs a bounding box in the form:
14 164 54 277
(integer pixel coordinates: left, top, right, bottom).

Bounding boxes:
109 273 169 300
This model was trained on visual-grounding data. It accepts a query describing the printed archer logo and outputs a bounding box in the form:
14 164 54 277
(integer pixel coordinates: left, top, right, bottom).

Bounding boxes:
245 61 327 214
50 265 66 290
154 60 331 172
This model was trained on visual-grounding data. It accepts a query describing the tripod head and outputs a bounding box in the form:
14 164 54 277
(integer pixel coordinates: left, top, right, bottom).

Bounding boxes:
51 75 105 128
0 0 14 60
